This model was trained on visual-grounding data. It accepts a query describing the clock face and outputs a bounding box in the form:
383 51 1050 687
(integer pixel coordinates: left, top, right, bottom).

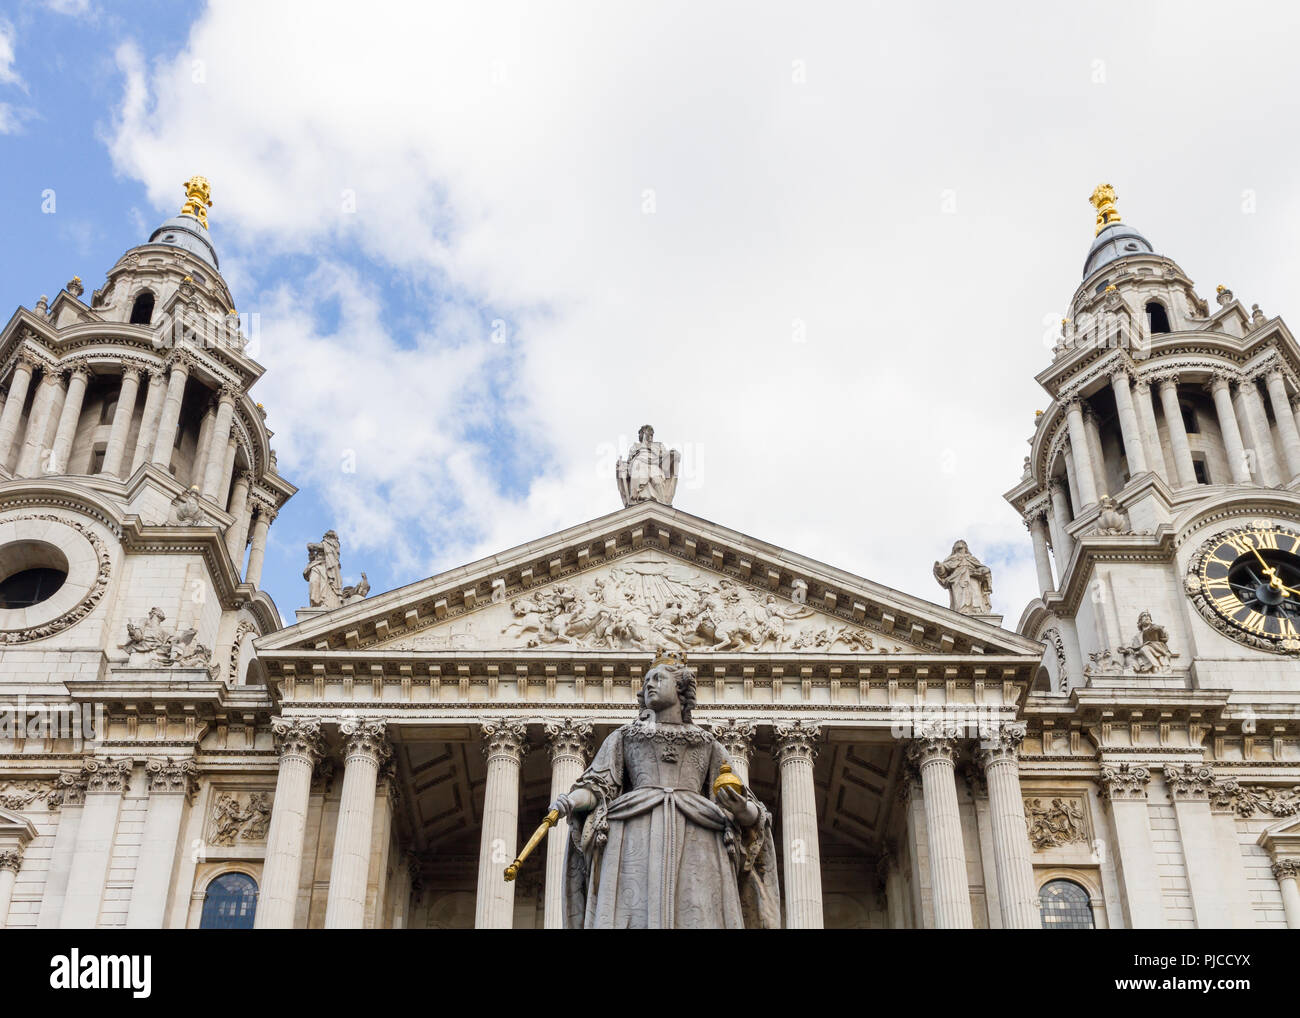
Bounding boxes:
1190 525 1300 651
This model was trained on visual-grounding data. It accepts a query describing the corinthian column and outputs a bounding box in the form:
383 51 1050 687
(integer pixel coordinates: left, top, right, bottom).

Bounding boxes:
711 718 757 786
1064 397 1099 509
1131 379 1169 482
1273 861 1300 929
50 364 91 474
1157 375 1197 488
16 369 62 477
101 367 141 478
0 355 35 471
907 732 973 928
254 719 324 929
542 719 591 929
126 758 199 928
325 719 391 929
1096 763 1165 927
61 758 133 929
151 355 190 469
201 386 238 501
976 723 1039 928
773 721 824 929
1236 378 1281 486
1209 373 1252 484
1264 367 1300 481
0 849 21 928
1110 368 1148 476
476 719 528 929
1047 479 1075 567
130 368 167 473
1025 512 1055 595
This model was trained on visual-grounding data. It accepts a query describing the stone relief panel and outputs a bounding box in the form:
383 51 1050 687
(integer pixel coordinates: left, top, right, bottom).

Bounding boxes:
374 553 912 654
1024 796 1090 850
207 790 273 846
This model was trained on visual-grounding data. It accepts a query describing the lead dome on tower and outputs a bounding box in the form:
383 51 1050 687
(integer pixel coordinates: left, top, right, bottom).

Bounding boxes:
148 213 219 270
1081 221 1154 280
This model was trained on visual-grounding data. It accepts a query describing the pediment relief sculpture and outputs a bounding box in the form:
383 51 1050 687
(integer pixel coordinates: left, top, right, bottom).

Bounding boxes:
367 553 911 654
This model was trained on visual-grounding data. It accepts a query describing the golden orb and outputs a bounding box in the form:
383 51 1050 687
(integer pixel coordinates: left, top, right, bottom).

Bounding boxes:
712 763 744 799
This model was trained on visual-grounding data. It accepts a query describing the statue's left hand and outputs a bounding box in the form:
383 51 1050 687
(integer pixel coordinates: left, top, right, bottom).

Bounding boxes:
717 786 759 826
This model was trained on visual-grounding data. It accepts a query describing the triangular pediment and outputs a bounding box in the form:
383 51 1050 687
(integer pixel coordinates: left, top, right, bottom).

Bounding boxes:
258 503 1040 660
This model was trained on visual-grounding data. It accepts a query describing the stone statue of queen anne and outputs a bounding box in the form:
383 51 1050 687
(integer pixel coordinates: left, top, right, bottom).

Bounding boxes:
552 651 781 928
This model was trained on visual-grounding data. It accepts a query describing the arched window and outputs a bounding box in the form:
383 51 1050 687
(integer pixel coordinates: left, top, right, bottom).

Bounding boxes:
1039 878 1095 929
129 291 155 325
199 872 258 929
1145 301 1171 334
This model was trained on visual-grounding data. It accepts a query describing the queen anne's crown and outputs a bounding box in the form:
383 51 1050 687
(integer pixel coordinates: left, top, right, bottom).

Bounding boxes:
651 649 688 669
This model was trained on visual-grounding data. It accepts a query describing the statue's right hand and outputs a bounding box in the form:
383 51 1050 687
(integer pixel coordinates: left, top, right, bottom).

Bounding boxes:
550 794 573 819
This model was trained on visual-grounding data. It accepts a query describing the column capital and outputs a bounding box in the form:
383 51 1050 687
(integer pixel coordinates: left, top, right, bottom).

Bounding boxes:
1096 762 1150 800
907 732 959 768
975 721 1026 767
167 350 195 373
1110 365 1133 384
145 757 200 800
710 718 757 760
1208 370 1237 394
119 365 143 384
145 364 167 382
1155 372 1181 391
772 720 821 764
1162 762 1216 801
82 757 133 794
13 352 41 373
67 363 93 383
47 768 89 809
1022 509 1047 529
481 718 529 763
0 848 22 873
339 717 392 766
270 717 324 765
216 383 240 404
1273 859 1300 881
543 718 592 762
1131 376 1152 393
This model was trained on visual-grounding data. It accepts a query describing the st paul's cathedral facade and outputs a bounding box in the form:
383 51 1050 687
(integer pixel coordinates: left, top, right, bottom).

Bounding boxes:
0 180 1296 929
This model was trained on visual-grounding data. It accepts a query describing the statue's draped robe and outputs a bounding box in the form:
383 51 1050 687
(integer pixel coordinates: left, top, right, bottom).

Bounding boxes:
562 719 781 929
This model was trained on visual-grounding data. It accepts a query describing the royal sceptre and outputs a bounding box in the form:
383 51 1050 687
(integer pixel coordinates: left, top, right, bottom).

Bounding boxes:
503 808 560 882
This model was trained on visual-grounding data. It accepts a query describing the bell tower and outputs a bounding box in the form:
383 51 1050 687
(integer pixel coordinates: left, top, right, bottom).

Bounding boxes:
0 176 295 683
1007 182 1300 688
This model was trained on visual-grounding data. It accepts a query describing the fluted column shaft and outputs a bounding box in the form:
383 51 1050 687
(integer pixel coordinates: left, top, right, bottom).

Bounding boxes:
476 720 527 929
325 720 390 929
131 369 167 473
191 403 216 490
201 389 237 501
1064 399 1099 509
225 472 252 563
50 366 90 474
101 368 141 478
1132 380 1169 482
244 509 273 587
1274 862 1300 929
1236 379 1281 486
1264 369 1300 481
1157 376 1197 487
17 370 61 476
218 436 238 507
0 357 34 470
1082 407 1108 494
254 720 323 929
1048 481 1075 568
126 758 198 928
150 358 190 468
0 850 22 928
1210 374 1252 484
543 720 590 929
774 721 824 929
1026 512 1054 594
977 725 1039 928
909 735 973 928
1111 370 1148 476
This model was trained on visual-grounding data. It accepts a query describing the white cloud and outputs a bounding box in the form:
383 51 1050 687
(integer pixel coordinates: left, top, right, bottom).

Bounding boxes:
104 2 1300 620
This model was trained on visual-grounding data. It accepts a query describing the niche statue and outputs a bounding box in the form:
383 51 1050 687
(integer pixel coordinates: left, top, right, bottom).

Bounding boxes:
550 651 780 928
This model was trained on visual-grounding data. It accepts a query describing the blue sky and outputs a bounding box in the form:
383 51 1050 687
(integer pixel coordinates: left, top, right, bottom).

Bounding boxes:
5 1 1300 625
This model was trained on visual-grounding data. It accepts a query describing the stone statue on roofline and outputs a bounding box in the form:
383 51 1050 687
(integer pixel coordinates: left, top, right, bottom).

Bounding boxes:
616 424 681 507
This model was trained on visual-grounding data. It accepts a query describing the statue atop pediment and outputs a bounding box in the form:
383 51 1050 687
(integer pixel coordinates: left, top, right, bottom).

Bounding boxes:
304 529 369 610
933 540 993 615
616 425 680 507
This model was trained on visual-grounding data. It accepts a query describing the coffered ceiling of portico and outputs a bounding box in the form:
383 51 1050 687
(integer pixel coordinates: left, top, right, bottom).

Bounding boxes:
259 505 1041 661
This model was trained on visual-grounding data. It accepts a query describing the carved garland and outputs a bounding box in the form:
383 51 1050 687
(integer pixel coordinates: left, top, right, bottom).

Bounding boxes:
227 621 260 683
0 514 112 645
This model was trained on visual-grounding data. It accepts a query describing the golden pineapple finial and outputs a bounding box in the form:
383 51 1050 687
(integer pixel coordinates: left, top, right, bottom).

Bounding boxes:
1089 183 1121 236
180 175 213 228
